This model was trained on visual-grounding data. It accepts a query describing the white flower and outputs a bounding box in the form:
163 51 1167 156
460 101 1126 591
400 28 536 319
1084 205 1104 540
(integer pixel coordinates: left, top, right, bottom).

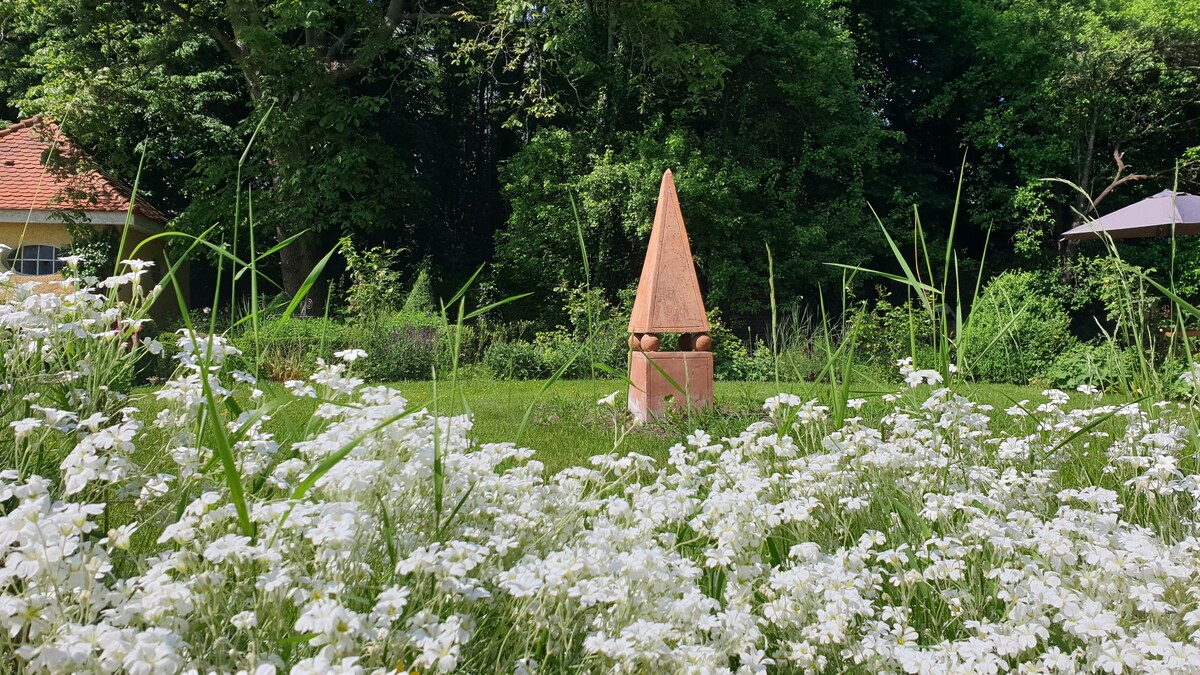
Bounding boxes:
291 655 362 675
285 380 317 398
764 393 802 414
334 349 368 362
232 370 257 384
597 390 620 406
204 534 254 564
10 418 41 440
231 611 258 631
106 523 137 550
905 368 943 388
120 259 155 273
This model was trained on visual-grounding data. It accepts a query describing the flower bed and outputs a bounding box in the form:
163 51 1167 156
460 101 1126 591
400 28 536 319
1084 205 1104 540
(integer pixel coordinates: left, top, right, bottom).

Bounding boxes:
4 271 1200 673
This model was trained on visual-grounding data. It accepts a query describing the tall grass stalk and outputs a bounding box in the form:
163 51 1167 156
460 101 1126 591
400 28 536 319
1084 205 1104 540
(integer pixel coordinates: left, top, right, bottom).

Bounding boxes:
569 193 598 383
831 154 993 383
766 244 780 387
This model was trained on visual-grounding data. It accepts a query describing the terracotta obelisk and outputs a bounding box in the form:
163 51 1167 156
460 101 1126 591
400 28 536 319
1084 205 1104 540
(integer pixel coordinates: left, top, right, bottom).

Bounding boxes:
627 169 714 421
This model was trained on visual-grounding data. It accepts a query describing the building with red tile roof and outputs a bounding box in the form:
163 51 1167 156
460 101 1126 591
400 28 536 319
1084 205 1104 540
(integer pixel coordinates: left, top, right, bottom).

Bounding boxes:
0 115 167 227
0 116 183 318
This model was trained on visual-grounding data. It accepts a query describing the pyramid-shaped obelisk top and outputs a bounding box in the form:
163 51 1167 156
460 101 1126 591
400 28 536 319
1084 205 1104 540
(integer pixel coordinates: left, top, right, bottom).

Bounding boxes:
628 169 710 333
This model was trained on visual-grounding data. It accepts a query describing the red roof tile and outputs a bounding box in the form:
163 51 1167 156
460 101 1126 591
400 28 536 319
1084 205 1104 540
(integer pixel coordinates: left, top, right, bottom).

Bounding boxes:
0 115 167 223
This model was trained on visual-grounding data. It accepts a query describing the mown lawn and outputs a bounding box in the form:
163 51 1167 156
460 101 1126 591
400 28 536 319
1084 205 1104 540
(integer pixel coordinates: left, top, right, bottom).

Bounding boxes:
132 377 1097 475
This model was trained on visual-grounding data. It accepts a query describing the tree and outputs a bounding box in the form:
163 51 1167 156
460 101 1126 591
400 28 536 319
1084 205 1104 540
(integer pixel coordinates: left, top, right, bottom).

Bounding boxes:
0 1 513 309
958 0 1200 252
491 0 894 322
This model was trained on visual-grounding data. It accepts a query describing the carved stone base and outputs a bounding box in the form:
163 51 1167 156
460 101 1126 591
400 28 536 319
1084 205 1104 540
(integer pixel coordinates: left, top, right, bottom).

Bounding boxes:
628 351 714 421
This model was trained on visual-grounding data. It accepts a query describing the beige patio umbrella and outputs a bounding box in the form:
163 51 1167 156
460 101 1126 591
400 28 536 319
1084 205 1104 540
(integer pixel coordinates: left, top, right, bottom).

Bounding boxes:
1061 190 1200 241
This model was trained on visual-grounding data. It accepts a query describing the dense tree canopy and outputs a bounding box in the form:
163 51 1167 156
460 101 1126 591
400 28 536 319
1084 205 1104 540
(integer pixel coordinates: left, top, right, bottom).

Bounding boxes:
493 0 892 317
0 0 1197 325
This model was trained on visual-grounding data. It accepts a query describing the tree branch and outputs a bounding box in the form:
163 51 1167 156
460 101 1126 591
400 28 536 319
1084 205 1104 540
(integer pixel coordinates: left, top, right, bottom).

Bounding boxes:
155 0 243 65
385 0 408 27
1091 149 1150 211
324 4 476 84
325 24 358 61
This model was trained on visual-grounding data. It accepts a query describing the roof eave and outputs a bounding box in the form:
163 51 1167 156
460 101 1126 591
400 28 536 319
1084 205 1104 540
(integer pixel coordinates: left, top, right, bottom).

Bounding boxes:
0 208 166 235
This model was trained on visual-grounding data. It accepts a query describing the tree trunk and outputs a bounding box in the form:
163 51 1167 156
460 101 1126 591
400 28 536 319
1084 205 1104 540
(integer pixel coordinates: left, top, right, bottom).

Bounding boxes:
1073 112 1098 223
276 227 325 316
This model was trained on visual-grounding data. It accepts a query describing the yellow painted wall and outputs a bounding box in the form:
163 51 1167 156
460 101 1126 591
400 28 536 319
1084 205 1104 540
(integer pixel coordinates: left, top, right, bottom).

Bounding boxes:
0 221 188 325
0 220 74 250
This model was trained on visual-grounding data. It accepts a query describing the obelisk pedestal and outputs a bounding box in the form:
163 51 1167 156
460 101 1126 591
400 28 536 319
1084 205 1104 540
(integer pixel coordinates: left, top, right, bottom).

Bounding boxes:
628 351 713 420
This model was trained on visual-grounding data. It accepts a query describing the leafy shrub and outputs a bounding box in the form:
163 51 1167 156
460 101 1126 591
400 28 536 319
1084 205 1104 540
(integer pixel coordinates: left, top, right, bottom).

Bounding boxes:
401 267 435 314
455 318 534 368
533 327 583 378
232 312 450 382
230 317 346 381
964 271 1076 384
851 291 938 372
1040 342 1137 391
703 309 758 381
483 340 551 380
351 323 443 381
340 237 405 326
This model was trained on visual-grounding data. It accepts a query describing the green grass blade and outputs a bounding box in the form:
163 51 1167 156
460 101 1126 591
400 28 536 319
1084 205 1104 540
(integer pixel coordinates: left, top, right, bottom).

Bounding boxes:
592 362 642 392
866 202 938 315
271 246 338 336
444 265 485 310
201 372 254 538
825 263 937 294
289 408 415 501
463 293 533 321
515 348 583 446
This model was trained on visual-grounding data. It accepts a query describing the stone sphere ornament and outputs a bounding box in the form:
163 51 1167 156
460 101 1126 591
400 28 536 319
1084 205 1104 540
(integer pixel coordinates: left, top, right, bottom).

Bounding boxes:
640 334 661 352
694 333 713 351
628 334 640 350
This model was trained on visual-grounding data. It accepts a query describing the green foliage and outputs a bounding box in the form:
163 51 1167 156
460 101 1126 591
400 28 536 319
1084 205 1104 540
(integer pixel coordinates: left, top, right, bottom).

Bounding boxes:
2 0 1197 335
65 224 120 280
1041 342 1137 391
230 317 343 381
0 0 494 300
481 284 630 380
493 0 891 319
340 238 405 326
1055 254 1180 348
959 0 1200 243
707 315 757 381
556 284 629 376
402 268 435 314
851 291 938 372
482 341 550 381
965 271 1076 384
350 322 443 382
230 312 448 382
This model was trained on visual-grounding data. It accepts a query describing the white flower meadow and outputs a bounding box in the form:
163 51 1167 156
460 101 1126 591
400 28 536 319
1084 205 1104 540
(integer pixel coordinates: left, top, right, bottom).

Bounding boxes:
4 274 1200 672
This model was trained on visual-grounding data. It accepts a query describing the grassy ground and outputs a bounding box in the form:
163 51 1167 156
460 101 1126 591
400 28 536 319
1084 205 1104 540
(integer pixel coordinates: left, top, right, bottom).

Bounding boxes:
131 377 1073 475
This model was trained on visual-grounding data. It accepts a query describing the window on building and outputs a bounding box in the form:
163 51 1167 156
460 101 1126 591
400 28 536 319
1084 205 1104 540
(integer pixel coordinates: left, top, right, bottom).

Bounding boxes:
8 245 65 276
